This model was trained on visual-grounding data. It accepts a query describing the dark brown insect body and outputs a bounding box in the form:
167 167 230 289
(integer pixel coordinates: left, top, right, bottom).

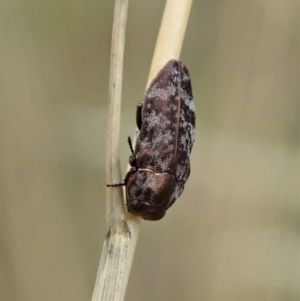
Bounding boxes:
109 60 195 221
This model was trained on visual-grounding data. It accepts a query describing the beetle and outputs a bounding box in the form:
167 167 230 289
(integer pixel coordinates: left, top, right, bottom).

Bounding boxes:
108 59 195 220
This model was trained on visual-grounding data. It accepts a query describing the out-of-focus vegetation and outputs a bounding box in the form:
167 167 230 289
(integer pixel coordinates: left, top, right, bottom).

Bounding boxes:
0 1 298 301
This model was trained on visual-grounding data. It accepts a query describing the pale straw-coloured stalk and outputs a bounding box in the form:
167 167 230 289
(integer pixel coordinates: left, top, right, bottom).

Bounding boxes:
91 0 193 300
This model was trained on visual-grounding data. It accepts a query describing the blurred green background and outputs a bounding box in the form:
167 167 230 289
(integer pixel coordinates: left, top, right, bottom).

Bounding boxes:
0 1 299 301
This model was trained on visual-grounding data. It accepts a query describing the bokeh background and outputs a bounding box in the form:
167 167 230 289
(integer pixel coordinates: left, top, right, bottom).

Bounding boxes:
0 1 299 300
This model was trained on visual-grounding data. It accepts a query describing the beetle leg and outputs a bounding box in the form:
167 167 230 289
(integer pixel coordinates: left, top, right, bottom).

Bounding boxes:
128 136 138 168
136 102 143 130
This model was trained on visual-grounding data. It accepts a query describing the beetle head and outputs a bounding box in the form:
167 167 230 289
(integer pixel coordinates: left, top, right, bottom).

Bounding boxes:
125 169 176 221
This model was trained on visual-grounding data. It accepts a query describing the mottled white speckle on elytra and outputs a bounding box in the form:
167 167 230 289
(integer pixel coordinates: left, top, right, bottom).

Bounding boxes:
189 100 195 112
157 159 168 170
176 164 187 180
171 104 177 111
180 88 190 105
153 150 160 158
190 127 195 142
162 130 173 144
180 134 186 145
152 132 164 146
147 84 177 99
146 111 160 128
170 67 179 78
140 140 151 148
175 184 184 199
183 73 189 82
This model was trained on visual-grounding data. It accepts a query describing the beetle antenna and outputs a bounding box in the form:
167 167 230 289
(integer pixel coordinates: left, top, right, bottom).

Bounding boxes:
107 183 125 187
127 136 135 155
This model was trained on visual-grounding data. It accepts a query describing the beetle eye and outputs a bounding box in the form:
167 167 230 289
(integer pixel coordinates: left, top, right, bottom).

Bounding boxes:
127 199 143 213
